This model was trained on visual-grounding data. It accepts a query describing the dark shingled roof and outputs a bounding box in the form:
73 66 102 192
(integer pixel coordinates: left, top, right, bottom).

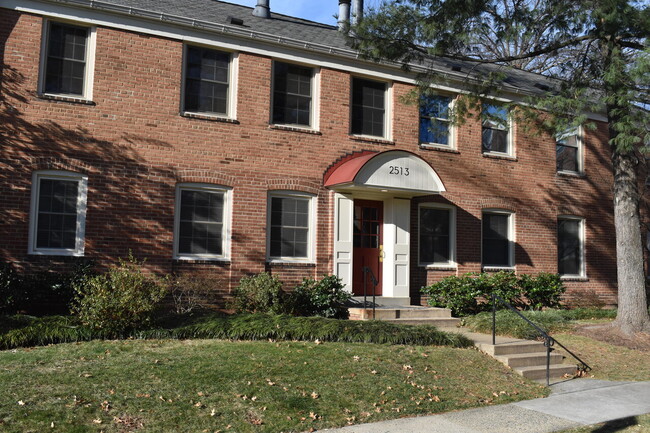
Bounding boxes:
50 0 559 96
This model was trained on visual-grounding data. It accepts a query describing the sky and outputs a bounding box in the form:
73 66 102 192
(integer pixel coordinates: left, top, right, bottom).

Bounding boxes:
223 0 383 26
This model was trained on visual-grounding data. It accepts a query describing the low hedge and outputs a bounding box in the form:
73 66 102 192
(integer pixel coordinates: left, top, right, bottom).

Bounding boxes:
0 313 473 350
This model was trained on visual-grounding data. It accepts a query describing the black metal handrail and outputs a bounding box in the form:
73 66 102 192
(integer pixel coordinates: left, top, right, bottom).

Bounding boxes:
362 266 378 319
491 293 591 386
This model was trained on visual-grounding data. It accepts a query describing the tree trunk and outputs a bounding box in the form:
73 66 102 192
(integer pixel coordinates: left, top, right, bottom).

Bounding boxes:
611 149 650 334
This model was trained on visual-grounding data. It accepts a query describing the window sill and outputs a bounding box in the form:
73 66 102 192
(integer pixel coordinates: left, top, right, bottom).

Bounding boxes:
266 260 316 267
29 249 84 257
39 93 95 105
349 135 395 146
482 266 515 272
421 264 457 271
482 152 517 161
557 171 585 179
173 257 231 264
419 144 459 154
560 275 588 282
269 124 321 135
181 112 239 124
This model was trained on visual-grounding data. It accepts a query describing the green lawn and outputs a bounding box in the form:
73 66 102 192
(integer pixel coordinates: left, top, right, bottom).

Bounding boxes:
0 339 547 432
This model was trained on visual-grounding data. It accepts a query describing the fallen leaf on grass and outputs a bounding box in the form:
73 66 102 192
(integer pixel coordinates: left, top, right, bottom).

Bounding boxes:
92 418 102 424
310 392 319 399
17 400 25 406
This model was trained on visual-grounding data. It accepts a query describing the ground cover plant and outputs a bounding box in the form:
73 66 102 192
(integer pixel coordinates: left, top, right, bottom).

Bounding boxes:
0 313 472 350
0 339 548 432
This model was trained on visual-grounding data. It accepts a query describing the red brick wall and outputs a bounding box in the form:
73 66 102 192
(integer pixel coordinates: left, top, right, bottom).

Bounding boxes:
0 11 617 305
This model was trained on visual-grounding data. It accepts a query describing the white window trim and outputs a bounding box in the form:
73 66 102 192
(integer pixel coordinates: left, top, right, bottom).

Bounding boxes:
419 95 456 150
38 19 96 102
481 103 514 157
481 209 515 270
173 183 232 261
270 60 320 131
350 76 392 140
558 215 586 278
29 170 88 256
418 203 456 268
180 44 238 120
266 191 316 264
556 126 584 174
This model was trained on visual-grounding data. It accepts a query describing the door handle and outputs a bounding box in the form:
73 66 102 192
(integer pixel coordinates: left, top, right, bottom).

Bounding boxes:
379 245 385 262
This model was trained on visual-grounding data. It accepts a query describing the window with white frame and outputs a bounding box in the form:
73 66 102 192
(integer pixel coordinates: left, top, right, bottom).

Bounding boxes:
419 94 453 147
557 216 584 277
272 61 315 127
268 192 315 261
29 171 88 256
40 21 95 99
183 45 233 116
482 103 511 155
174 184 231 260
556 126 582 173
351 77 387 137
419 204 455 266
482 210 514 268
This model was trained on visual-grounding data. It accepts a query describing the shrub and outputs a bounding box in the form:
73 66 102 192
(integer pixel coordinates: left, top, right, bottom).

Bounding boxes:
0 263 20 314
464 310 571 339
289 275 351 319
422 271 566 316
169 274 225 314
519 272 565 310
70 254 167 336
229 272 286 314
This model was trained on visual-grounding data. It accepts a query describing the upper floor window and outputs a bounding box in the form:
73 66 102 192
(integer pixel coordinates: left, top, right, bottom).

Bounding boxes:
272 61 314 127
267 192 315 262
40 21 95 99
419 204 455 266
556 127 582 173
174 184 231 260
558 216 584 277
29 171 88 256
482 103 511 155
419 94 453 147
183 45 232 116
482 210 514 268
351 77 387 137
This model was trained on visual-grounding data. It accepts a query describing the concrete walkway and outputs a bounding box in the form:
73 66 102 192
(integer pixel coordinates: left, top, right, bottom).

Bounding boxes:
322 379 650 432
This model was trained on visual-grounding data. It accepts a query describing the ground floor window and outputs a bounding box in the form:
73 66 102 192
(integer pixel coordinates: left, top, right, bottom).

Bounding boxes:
174 184 231 260
419 204 455 266
29 171 87 256
268 192 315 261
482 210 514 268
558 216 584 276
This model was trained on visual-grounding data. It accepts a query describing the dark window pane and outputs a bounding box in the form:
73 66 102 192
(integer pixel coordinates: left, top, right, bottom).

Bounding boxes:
419 95 451 145
184 46 230 114
351 78 385 136
45 23 88 95
419 208 450 263
482 213 510 266
36 178 79 249
481 104 509 153
177 188 224 255
272 62 312 126
558 219 581 275
482 128 508 153
269 196 310 258
556 144 578 172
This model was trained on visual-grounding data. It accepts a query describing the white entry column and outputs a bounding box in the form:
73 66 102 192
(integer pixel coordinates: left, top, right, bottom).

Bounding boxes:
382 197 411 300
333 192 354 292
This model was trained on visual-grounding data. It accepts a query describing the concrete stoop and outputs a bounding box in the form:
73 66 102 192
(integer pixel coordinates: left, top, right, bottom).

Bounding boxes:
474 338 577 381
348 305 462 328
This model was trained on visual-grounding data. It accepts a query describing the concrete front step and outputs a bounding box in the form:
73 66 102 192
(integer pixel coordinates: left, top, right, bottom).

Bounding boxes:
476 340 548 356
348 306 455 321
515 363 577 380
495 352 565 368
383 317 462 327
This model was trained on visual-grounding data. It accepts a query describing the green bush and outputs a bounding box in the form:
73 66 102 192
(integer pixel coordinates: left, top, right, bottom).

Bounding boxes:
519 273 565 310
70 255 167 336
289 275 351 319
464 310 570 339
422 271 566 316
230 272 286 314
0 263 20 314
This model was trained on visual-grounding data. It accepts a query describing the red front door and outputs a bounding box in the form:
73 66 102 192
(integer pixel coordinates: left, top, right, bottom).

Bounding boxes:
352 200 383 296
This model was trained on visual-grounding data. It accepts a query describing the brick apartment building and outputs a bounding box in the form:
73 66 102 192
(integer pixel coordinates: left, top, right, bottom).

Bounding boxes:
0 0 618 307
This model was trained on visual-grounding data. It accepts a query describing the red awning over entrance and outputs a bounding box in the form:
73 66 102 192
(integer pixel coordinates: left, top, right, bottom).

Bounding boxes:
324 151 378 187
